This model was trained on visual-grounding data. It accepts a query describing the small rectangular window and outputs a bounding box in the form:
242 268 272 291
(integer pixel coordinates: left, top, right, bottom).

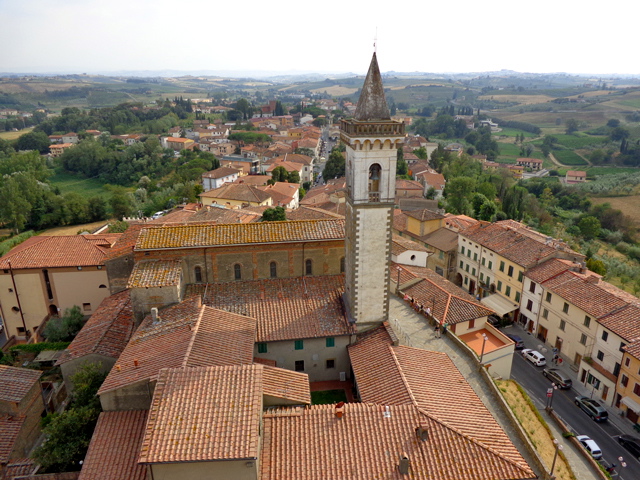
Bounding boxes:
620 342 627 353
529 282 535 293
295 360 305 371
621 374 629 387
597 350 604 361
497 280 502 291
461 247 465 255
472 268 476 276
459 261 464 269
326 359 335 369
542 308 548 319
526 299 533 311
326 337 335 348
482 257 486 266
625 357 630 367
580 334 587 345
82 303 91 312
499 261 505 272
465 264 469 272
474 253 478 261
562 302 569 314
257 343 267 354
634 383 640 396
602 331 609 341
560 319 566 331
507 265 514 277
488 261 493 270
480 273 484 281
469 318 475 329
584 316 591 328
505 286 511 297
515 291 520 303
546 292 552 303
518 271 523 282
464 277 469 285
294 340 304 350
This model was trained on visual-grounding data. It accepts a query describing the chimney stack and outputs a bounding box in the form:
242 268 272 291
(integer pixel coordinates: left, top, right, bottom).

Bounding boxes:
416 425 429 442
335 401 345 419
398 453 410 475
151 307 159 323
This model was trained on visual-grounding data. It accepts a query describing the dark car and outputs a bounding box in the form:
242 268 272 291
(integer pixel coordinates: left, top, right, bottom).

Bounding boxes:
506 334 524 350
542 368 572 389
618 434 640 459
574 395 608 422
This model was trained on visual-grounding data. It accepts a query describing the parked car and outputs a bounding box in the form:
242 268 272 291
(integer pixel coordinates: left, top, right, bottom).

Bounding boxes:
506 334 524 350
152 211 164 219
522 349 546 366
576 435 602 459
574 395 608 422
542 368 572 389
618 434 640 459
488 315 501 327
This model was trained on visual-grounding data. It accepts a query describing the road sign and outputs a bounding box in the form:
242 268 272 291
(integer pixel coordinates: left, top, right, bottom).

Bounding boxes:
547 388 554 397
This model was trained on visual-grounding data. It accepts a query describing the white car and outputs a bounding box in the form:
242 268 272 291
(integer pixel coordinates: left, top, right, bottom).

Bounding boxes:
522 349 547 366
577 435 602 459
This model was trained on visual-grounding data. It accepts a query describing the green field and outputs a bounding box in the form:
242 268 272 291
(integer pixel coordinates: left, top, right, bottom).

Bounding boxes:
493 128 538 138
587 167 640 175
49 170 110 198
553 150 588 166
553 134 607 149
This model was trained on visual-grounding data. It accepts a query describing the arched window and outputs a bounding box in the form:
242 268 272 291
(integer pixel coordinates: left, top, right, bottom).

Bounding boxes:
305 259 313 276
194 266 203 283
99 284 107 289
368 163 381 202
340 257 345 273
270 261 277 278
234 263 242 280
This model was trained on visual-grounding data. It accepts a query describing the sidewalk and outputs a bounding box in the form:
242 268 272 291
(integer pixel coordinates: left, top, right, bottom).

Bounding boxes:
389 296 598 480
508 322 640 439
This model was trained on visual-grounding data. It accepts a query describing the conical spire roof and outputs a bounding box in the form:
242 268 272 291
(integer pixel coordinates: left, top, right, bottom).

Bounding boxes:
354 53 391 122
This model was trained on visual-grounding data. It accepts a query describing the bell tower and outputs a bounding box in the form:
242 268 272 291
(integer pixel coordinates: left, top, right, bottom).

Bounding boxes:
340 53 404 330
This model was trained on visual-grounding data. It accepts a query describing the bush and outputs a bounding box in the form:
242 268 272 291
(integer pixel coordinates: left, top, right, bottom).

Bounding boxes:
0 231 36 257
42 306 85 342
70 362 107 410
10 342 71 355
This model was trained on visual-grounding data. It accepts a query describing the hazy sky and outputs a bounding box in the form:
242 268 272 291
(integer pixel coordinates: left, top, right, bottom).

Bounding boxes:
1 0 637 76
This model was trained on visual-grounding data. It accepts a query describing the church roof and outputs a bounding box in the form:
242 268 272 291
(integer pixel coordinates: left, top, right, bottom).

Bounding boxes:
354 53 390 121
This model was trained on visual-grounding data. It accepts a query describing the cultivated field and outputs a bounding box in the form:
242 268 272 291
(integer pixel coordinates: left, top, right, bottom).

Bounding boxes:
589 195 640 225
478 94 555 104
0 127 34 140
310 85 358 96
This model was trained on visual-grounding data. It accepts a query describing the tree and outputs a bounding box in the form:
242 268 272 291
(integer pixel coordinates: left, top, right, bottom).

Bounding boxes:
586 258 607 276
15 131 50 153
323 150 345 179
87 196 107 222
444 176 476 215
610 126 630 142
565 118 579 134
578 216 602 240
70 362 108 410
274 101 285 116
109 187 133 220
413 147 428 160
33 406 100 472
287 171 300 184
42 305 85 342
235 98 252 120
262 206 286 221
312 117 327 127
606 119 620 128
271 166 289 183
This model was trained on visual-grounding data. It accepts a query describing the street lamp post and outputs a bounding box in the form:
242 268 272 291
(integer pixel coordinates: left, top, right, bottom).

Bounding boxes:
479 333 489 364
549 439 563 479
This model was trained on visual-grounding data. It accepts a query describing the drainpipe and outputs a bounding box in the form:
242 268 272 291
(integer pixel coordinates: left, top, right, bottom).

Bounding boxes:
8 261 28 338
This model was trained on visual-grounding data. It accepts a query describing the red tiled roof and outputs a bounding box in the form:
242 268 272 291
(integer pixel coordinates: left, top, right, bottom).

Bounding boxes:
525 258 576 284
199 183 272 203
0 235 118 269
396 264 494 324
403 208 444 222
0 365 42 403
57 290 135 365
202 166 241 179
104 224 144 261
391 234 430 255
347 326 534 478
78 410 149 480
98 298 256 395
126 259 182 289
188 275 354 342
2 458 37 478
261 402 534 480
135 219 345 250
287 206 344 221
0 415 25 464
139 365 262 464
262 366 311 404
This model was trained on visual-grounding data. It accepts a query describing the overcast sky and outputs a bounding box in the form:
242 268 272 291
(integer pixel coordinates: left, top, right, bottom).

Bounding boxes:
1 0 637 76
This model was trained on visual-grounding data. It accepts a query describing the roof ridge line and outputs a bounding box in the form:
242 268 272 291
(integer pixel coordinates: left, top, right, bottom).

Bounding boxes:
182 305 206 368
388 345 419 407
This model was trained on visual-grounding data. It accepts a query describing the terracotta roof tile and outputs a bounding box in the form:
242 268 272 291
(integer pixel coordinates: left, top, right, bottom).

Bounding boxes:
261 403 534 480
392 210 408 231
396 264 494 324
525 258 577 284
104 224 145 261
2 458 37 478
262 366 311 404
403 208 444 222
135 219 345 250
391 234 430 255
98 298 256 395
0 366 42 403
199 183 272 203
624 340 640 359
57 290 135 365
542 271 629 318
126 259 182 288
287 206 344 221
0 235 117 269
139 365 262 464
347 326 534 478
0 415 25 464
78 410 149 480
188 275 354 342
599 304 640 342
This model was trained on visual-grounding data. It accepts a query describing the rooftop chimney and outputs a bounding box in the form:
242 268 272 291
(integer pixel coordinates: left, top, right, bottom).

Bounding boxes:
416 425 429 442
398 453 410 475
383 405 391 418
335 401 345 419
151 307 159 324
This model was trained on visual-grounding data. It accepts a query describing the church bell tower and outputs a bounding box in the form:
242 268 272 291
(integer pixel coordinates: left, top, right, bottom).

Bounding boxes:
340 53 405 330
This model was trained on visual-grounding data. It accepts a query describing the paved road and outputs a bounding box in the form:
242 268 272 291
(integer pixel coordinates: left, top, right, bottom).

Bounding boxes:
509 326 639 480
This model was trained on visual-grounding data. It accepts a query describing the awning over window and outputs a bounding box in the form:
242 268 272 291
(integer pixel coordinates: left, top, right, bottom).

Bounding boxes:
481 294 518 317
621 396 640 414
